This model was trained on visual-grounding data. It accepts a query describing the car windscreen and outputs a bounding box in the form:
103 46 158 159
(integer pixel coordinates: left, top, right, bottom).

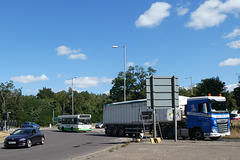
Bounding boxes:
12 129 31 135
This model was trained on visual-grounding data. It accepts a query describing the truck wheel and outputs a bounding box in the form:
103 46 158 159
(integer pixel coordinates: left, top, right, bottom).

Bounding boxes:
193 128 204 140
106 128 112 136
167 132 174 139
118 128 125 137
112 128 118 137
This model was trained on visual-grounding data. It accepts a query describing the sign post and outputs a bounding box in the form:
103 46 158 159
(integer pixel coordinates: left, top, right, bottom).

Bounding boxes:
146 76 179 141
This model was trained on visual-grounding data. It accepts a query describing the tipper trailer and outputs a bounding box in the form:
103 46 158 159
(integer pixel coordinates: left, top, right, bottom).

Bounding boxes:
103 96 230 140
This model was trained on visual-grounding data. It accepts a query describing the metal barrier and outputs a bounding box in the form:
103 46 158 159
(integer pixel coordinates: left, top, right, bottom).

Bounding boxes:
0 120 18 131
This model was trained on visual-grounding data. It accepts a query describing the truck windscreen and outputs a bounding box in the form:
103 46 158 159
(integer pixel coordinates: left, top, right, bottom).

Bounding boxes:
210 100 228 113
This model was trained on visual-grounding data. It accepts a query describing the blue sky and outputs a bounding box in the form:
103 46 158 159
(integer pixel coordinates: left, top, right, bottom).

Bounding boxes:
1 0 240 95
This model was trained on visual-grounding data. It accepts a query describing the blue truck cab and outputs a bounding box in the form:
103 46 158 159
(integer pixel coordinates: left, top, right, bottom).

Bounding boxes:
187 96 230 140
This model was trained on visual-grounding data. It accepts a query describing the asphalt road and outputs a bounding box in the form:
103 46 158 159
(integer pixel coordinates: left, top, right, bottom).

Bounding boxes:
0 128 125 160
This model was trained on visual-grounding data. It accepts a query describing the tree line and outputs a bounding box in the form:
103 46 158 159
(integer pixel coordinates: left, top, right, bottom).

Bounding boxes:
1 65 240 126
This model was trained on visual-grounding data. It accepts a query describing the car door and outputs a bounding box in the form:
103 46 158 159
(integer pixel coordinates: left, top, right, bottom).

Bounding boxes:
31 129 38 144
35 129 42 143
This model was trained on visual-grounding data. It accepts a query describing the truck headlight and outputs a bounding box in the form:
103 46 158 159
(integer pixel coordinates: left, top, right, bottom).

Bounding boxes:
213 120 217 125
211 128 218 133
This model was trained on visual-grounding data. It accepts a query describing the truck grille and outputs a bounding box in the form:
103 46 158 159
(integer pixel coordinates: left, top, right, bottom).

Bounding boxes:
217 119 228 133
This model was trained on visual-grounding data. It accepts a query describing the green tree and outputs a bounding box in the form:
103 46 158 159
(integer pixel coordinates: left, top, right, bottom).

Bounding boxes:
110 65 156 102
222 91 238 112
54 90 70 115
233 86 240 109
196 77 226 96
37 87 55 99
0 81 22 119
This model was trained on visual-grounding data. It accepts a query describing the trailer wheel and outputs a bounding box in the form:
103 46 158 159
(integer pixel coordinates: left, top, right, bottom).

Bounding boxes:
106 128 112 136
118 128 125 137
193 128 204 140
112 128 118 137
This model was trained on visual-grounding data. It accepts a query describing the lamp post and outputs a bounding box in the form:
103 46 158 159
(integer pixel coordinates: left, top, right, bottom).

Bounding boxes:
69 77 77 115
185 77 193 95
112 45 126 101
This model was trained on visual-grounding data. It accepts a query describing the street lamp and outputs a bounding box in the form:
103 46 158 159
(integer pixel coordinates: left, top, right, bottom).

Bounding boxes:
69 77 77 115
185 77 193 95
112 45 126 101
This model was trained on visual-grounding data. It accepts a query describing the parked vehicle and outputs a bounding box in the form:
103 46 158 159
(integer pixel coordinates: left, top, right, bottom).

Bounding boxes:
4 128 45 148
230 110 240 120
103 95 230 140
57 114 92 132
20 122 40 129
95 121 104 128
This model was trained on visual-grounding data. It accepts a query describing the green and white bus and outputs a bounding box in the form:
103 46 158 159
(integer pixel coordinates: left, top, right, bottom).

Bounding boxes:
57 114 92 132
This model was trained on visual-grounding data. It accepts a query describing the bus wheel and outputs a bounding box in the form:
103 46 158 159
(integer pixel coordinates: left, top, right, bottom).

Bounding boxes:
62 127 64 132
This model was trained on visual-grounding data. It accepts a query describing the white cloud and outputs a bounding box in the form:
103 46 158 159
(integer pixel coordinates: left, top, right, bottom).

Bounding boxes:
226 83 239 91
176 7 189 16
69 54 87 60
144 59 158 66
103 91 110 95
186 0 240 29
27 89 32 93
135 2 171 28
65 76 112 88
219 58 240 66
227 40 240 49
56 45 73 55
56 45 87 60
11 74 49 83
127 62 134 67
100 77 113 84
223 27 240 38
57 74 62 78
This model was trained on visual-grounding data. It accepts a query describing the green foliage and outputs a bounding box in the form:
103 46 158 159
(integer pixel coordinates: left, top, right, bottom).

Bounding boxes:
222 91 238 112
233 86 240 109
110 65 156 102
196 76 226 96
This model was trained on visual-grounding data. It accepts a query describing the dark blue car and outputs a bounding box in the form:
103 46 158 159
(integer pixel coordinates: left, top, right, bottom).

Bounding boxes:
20 122 40 129
4 128 45 148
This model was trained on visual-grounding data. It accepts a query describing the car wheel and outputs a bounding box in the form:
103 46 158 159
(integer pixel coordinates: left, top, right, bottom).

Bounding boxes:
40 137 45 145
27 139 32 148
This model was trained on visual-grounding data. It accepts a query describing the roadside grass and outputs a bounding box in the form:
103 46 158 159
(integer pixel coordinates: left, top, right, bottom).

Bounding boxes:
0 132 10 142
225 120 240 139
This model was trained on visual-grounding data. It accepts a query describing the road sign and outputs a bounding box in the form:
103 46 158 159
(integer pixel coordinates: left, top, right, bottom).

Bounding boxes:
146 76 179 141
146 76 179 109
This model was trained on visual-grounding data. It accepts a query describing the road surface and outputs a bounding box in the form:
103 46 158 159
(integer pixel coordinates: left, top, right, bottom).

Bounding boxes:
0 128 125 160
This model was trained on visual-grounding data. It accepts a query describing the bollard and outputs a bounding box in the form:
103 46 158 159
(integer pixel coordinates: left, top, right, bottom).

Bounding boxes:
49 124 52 128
